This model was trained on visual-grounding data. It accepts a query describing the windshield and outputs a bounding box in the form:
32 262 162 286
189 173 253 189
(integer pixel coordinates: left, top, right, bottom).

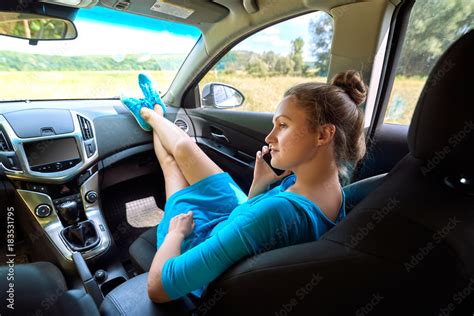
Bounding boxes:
0 6 201 101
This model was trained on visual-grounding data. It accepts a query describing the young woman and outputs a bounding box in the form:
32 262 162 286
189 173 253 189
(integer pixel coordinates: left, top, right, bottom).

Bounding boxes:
122 70 367 303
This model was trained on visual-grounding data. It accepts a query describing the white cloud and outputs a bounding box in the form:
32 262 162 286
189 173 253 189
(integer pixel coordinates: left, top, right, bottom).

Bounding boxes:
260 27 280 36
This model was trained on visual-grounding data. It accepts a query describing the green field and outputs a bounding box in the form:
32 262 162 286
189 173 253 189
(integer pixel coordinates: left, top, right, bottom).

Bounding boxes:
0 71 425 125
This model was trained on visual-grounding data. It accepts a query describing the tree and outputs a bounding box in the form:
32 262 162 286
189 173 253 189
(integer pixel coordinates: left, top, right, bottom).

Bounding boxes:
274 56 294 74
397 0 473 76
309 12 333 76
262 51 278 73
290 37 304 73
307 1 473 78
246 55 269 76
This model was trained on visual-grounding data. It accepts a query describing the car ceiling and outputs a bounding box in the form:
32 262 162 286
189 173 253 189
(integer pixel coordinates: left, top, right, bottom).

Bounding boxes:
99 0 354 29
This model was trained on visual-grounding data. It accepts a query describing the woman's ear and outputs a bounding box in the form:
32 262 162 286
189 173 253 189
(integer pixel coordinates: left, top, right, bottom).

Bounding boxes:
316 124 336 146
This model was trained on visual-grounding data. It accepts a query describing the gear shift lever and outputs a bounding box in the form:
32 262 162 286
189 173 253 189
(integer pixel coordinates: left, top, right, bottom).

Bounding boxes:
57 200 80 226
58 200 100 251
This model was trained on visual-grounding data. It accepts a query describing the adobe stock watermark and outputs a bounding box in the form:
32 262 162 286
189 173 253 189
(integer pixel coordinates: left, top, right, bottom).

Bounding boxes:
197 287 226 316
247 219 299 268
5 206 16 311
356 293 384 316
420 120 474 176
274 273 324 316
345 196 400 251
30 286 67 316
404 216 460 272
438 278 474 316
426 58 455 88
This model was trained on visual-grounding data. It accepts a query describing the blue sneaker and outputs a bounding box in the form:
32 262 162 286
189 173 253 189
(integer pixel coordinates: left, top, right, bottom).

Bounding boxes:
120 94 153 131
138 73 167 115
120 73 167 132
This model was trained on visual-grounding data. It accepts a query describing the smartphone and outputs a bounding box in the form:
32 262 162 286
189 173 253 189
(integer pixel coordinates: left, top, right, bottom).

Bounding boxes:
262 152 286 176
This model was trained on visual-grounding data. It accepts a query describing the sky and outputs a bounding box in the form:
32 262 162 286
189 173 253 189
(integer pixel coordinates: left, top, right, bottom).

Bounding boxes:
234 11 325 62
0 7 327 62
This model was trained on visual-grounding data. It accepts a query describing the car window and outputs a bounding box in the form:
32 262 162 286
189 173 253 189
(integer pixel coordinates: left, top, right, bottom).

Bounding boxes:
0 6 200 101
384 0 473 125
199 11 333 112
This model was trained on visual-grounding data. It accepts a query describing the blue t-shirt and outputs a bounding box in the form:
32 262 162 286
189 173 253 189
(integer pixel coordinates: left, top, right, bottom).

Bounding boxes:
160 174 346 300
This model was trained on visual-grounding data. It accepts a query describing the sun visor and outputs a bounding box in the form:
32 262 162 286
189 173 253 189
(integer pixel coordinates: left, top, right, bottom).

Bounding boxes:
38 0 98 8
100 0 229 25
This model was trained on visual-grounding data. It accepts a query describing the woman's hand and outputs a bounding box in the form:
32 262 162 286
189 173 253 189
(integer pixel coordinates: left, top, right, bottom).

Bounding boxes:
253 145 292 188
168 210 195 239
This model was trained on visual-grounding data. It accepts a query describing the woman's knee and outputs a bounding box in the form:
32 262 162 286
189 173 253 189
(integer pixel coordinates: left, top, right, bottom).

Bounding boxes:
174 138 197 161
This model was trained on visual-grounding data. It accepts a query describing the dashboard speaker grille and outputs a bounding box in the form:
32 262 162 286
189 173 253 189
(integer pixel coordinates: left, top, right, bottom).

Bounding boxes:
0 129 11 151
77 115 94 140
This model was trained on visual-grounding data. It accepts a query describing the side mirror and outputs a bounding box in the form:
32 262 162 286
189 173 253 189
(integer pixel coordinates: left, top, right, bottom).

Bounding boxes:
201 83 245 109
0 11 77 41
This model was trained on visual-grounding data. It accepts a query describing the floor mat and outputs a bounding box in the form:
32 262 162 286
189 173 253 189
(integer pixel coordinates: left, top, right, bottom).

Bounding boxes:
125 196 164 228
101 172 166 262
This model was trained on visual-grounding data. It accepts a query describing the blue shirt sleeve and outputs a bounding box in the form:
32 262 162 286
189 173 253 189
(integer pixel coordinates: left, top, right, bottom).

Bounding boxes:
161 197 306 300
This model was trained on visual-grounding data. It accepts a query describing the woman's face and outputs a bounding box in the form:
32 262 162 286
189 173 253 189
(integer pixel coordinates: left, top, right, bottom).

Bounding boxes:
265 95 319 171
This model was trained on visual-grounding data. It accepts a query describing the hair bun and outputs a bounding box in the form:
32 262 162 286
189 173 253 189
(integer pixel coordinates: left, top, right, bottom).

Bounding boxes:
331 70 368 106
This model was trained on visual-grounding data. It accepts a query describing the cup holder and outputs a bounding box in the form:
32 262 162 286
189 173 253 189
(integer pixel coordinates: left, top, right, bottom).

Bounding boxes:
100 276 127 297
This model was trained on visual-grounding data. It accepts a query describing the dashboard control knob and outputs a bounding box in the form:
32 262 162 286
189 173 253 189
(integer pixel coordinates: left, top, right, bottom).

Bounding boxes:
35 204 52 218
85 191 98 204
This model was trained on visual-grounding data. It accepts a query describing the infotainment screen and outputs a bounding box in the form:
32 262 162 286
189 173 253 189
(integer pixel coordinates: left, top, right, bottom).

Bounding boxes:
24 137 81 168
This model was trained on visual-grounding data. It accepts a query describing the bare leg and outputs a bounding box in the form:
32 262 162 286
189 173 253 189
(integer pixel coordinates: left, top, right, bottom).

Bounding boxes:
141 106 223 185
148 105 189 200
153 131 189 200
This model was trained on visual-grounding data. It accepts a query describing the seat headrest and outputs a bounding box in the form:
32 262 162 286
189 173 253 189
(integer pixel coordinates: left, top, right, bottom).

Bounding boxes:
407 30 473 173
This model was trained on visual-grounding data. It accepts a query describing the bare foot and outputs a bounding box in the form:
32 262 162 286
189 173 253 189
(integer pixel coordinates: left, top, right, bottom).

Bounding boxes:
153 104 164 116
140 107 153 121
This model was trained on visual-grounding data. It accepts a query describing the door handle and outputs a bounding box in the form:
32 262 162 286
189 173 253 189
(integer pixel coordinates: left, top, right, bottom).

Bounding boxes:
211 132 229 143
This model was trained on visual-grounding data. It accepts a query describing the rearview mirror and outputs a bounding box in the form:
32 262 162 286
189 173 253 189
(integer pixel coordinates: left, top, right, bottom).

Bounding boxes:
201 83 245 109
0 11 77 41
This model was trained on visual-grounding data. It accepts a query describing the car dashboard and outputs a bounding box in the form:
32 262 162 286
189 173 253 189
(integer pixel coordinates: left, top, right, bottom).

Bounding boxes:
0 99 159 262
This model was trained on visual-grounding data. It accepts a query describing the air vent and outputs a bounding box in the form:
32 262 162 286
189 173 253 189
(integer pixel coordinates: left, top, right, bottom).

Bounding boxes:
0 129 12 152
115 0 130 10
174 119 189 132
77 115 94 140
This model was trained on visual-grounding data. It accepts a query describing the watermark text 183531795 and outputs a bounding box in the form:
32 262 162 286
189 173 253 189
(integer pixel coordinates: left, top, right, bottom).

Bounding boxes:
5 206 16 311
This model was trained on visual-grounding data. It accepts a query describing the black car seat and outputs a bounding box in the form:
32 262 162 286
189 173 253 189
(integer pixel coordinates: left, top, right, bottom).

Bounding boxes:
0 262 100 316
193 30 474 315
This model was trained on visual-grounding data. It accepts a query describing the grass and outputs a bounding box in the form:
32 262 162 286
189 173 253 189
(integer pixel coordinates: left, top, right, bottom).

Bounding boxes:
384 77 426 125
0 70 175 100
0 70 425 125
200 71 327 113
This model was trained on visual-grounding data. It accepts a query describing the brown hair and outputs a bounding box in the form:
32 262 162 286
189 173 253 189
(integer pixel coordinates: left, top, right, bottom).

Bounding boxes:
283 70 367 183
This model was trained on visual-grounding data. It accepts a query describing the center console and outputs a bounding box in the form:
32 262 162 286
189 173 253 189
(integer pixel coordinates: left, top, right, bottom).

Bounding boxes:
0 109 110 261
